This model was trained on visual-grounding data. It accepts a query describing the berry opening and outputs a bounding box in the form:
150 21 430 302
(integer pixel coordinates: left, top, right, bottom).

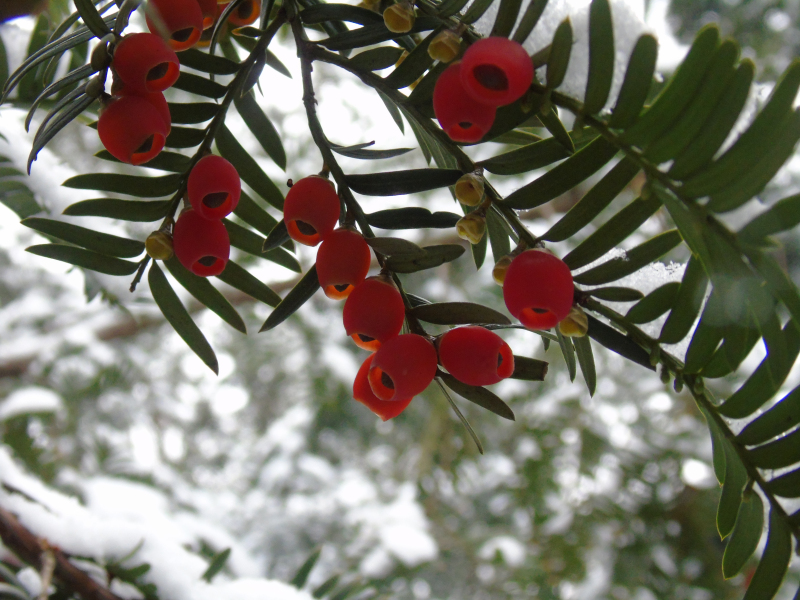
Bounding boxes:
147 63 170 81
197 256 218 267
519 306 558 330
172 27 194 42
368 366 396 401
238 2 252 18
472 64 509 91
324 284 355 301
381 371 395 390
295 220 317 236
351 333 381 351
130 134 165 165
203 192 229 209
135 136 154 155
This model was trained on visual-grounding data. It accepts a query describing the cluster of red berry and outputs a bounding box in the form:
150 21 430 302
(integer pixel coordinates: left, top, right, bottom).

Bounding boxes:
97 0 261 166
433 37 533 143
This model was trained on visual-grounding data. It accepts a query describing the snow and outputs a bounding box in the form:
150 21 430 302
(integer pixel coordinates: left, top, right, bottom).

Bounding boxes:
0 387 62 421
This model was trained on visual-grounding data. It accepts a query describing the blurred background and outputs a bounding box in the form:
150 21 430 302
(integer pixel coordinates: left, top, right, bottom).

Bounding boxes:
0 0 799 598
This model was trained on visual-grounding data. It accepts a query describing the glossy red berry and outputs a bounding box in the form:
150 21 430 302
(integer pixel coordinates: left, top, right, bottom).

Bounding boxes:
98 95 168 165
460 37 534 107
354 354 413 421
438 326 514 386
117 87 172 134
187 155 241 220
343 276 405 351
316 228 371 300
220 0 261 26
368 334 438 402
197 0 218 28
433 62 496 143
283 176 340 247
112 33 180 94
503 249 574 330
173 209 230 277
146 0 204 52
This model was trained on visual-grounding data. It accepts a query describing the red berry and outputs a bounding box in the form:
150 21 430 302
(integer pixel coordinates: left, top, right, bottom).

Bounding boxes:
503 250 573 330
368 334 438 401
460 37 534 107
98 95 168 165
187 155 241 220
283 176 340 247
343 276 405 351
117 87 172 134
354 354 413 421
316 228 371 300
197 0 218 29
433 62 496 143
220 0 261 26
438 326 514 386
112 33 180 94
146 0 204 52
173 209 230 277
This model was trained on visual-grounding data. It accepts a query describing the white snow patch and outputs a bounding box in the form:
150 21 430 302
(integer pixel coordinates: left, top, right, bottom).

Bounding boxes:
0 387 62 421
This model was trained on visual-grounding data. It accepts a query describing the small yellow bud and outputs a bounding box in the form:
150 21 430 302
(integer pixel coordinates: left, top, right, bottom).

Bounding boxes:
492 254 513 286
146 230 174 261
428 29 461 63
358 0 381 11
455 173 484 207
456 212 486 245
558 305 588 337
383 2 415 33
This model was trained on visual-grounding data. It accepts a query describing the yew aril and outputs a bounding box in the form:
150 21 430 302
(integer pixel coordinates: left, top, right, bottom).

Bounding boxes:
98 95 168 165
197 0 218 28
368 334 438 401
438 326 514 386
112 33 180 94
354 354 413 421
219 0 261 26
503 249 574 330
433 62 496 143
460 37 533 107
146 0 204 52
187 155 241 220
316 228 371 300
173 210 231 277
283 175 340 247
117 87 172 134
343 276 405 351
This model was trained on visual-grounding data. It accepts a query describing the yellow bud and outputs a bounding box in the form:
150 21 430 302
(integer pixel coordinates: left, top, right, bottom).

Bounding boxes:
558 306 588 338
428 29 461 63
358 0 381 11
456 212 486 245
383 2 415 33
146 230 174 261
492 254 513 286
455 173 484 207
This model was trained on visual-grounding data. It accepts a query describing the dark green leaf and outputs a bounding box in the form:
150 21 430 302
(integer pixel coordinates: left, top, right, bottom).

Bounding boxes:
438 371 515 421
165 257 246 333
366 236 425 257
410 302 511 325
587 315 654 370
385 28 437 89
173 71 227 99
216 124 284 210
234 191 280 237
63 173 181 198
349 46 405 71
0 181 40 218
722 491 763 579
717 439 747 539
486 208 512 263
658 256 708 343
698 404 726 484
149 262 218 374
329 142 413 160
739 192 800 244
22 217 144 258
201 548 231 582
300 3 383 26
346 168 462 196
546 19 572 90
63 198 170 221
471 224 488 269
573 229 682 286
216 260 281 306
313 575 340 599
559 162 650 262
437 379 484 454
95 149 190 173
478 136 574 176
366 207 460 229
438 0 471 18
236 91 287 170
26 244 140 275
385 244 465 273
168 102 219 124
625 282 680 323
510 355 548 381
741 508 791 600
263 220 290 253
165 126 205 149
512 0 549 44
74 0 112 38
583 0 614 114
179 48 239 74
491 0 524 37
318 18 439 51
259 266 320 331
461 0 496 24
585 286 643 302
556 328 577 381
504 136 618 210
609 34 658 129
290 549 321 588
25 64 95 132
738 386 800 446
28 95 95 173
574 335 596 395
378 90 405 133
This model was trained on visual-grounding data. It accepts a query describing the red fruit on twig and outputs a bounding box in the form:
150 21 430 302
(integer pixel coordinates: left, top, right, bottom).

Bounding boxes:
354 354 413 421
438 326 514 386
112 33 180 94
146 0 204 52
368 334 438 401
187 155 241 220
173 210 231 277
283 175 340 247
316 228 371 300
460 37 534 107
219 0 261 27
433 61 496 143
503 249 574 330
98 95 168 165
343 276 405 351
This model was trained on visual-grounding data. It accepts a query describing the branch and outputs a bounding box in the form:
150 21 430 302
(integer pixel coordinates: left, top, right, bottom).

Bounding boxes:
0 506 125 600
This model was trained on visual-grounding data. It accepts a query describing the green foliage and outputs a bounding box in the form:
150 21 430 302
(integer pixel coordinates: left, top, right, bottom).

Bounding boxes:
3 0 800 597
